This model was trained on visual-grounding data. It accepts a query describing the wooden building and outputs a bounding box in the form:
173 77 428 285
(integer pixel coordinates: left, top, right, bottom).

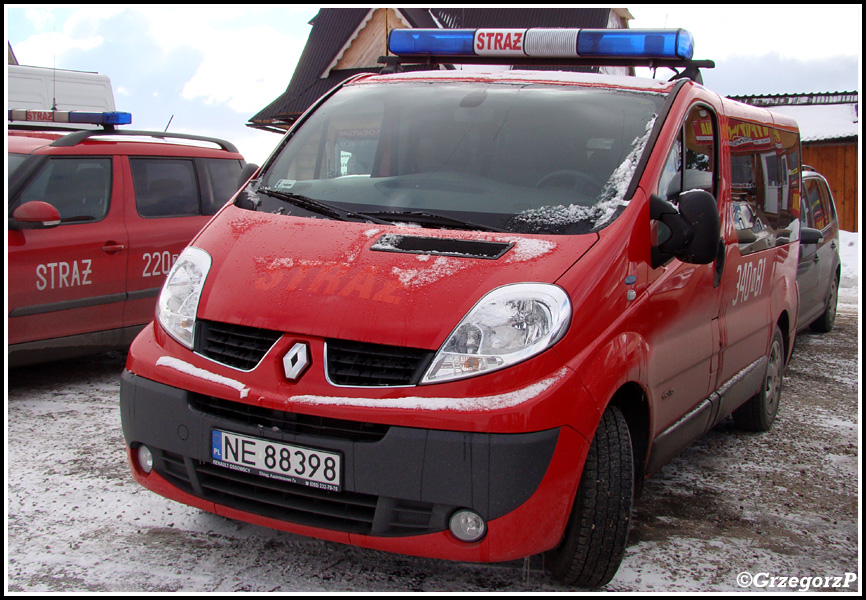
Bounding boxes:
248 8 633 133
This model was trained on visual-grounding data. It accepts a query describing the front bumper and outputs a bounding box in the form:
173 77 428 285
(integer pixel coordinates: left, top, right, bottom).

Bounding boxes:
120 371 590 562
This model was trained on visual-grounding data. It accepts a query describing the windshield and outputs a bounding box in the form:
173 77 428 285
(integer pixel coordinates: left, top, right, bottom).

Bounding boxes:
249 81 664 234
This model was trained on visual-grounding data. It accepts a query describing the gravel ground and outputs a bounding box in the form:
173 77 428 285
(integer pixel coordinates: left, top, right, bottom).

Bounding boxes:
6 308 860 593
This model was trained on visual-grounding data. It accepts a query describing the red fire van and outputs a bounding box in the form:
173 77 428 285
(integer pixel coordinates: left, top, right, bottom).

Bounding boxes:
8 110 247 366
121 28 802 587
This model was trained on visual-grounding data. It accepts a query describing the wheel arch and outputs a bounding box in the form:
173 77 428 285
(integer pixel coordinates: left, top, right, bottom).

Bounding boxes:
607 382 651 496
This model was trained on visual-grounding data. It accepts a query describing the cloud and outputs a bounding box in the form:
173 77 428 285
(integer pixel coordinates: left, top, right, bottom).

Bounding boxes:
180 25 306 114
12 7 313 116
23 7 56 30
703 53 860 96
13 30 104 68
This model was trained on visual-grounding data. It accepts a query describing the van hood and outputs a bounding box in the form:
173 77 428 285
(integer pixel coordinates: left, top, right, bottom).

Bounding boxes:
194 208 597 349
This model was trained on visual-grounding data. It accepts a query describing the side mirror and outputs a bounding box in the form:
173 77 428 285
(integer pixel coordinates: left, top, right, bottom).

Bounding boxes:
238 162 260 191
650 191 720 268
800 227 824 246
10 201 62 230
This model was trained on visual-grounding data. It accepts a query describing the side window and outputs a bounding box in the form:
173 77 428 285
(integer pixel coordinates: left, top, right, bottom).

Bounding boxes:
803 178 824 229
18 157 111 223
816 178 837 230
202 158 243 215
799 184 812 228
729 120 800 254
130 158 200 218
657 104 716 200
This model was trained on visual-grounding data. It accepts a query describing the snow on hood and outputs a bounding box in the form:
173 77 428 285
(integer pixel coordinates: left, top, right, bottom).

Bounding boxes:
193 209 596 349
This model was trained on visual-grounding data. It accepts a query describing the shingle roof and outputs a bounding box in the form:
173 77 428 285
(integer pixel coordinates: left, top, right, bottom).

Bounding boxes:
248 8 613 130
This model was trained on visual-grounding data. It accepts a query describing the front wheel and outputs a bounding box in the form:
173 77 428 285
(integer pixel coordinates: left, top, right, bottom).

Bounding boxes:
545 405 633 588
733 325 784 431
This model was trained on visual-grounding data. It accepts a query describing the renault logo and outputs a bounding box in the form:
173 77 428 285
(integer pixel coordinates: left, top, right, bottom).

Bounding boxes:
283 342 310 381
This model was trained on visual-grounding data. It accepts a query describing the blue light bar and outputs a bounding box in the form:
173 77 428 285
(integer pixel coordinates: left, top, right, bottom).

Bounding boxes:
577 29 694 60
8 109 133 126
388 28 695 61
389 29 476 56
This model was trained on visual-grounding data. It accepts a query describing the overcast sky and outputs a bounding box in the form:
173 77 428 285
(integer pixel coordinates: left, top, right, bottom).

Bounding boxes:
5 5 862 165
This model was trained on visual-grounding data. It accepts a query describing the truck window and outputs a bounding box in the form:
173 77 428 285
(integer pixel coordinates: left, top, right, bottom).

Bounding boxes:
729 120 800 253
17 157 111 223
201 158 244 215
131 158 201 218
657 104 716 200
257 82 665 235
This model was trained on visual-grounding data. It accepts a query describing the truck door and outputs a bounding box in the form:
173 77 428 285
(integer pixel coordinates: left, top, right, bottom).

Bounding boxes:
122 156 213 329
796 186 821 326
646 103 721 436
720 123 799 391
8 155 128 345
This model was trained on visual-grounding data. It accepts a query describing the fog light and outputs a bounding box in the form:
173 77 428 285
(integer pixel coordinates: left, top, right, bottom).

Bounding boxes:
137 445 154 474
449 509 486 543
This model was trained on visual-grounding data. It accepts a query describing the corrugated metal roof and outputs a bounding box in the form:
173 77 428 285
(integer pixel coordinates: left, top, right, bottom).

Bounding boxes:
249 7 614 130
766 104 859 143
728 91 858 107
728 91 859 143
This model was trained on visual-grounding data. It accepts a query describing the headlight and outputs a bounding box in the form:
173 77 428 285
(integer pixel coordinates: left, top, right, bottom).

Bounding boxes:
157 247 211 349
422 283 571 384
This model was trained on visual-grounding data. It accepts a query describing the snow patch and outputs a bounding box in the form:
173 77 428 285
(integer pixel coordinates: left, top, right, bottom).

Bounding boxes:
156 356 250 399
511 115 657 231
289 368 569 411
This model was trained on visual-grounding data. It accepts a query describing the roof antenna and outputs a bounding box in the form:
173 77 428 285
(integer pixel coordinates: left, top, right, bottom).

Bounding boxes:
164 114 174 132
52 28 58 110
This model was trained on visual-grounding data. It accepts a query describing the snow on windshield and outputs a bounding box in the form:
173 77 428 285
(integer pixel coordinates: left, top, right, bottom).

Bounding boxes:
509 115 657 232
252 83 664 235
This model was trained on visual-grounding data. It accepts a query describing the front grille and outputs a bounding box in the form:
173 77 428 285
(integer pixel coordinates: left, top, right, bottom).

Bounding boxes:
195 320 283 370
189 394 389 442
155 449 447 536
326 339 434 387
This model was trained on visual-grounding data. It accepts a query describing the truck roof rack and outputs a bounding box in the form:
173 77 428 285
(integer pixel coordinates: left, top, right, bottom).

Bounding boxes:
49 129 240 153
379 55 715 83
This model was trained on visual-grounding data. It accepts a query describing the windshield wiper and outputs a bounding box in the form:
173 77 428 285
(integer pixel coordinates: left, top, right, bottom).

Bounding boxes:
357 210 508 233
259 188 391 225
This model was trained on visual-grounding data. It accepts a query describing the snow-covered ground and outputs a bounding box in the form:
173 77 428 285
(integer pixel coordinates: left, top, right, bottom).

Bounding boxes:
837 230 860 308
6 232 860 593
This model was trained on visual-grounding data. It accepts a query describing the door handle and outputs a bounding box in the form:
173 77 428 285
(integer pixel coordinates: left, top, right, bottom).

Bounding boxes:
102 242 126 253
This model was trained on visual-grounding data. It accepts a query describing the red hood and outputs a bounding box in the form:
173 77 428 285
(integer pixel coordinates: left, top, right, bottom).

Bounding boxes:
194 206 597 349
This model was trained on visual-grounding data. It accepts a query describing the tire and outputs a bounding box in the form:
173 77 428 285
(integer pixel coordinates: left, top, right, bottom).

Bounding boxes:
732 325 784 431
809 273 839 333
545 405 633 588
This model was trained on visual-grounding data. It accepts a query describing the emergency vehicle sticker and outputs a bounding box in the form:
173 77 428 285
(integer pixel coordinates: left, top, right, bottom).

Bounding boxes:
732 257 767 306
274 179 297 191
36 259 92 290
474 29 526 56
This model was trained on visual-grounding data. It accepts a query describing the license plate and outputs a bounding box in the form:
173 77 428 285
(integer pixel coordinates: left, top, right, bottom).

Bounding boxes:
211 429 342 491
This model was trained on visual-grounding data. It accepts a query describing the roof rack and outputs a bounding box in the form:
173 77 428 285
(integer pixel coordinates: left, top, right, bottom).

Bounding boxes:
49 129 240 153
379 55 714 83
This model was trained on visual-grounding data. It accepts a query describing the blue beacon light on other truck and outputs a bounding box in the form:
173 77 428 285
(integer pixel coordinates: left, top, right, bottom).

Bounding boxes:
8 109 133 126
